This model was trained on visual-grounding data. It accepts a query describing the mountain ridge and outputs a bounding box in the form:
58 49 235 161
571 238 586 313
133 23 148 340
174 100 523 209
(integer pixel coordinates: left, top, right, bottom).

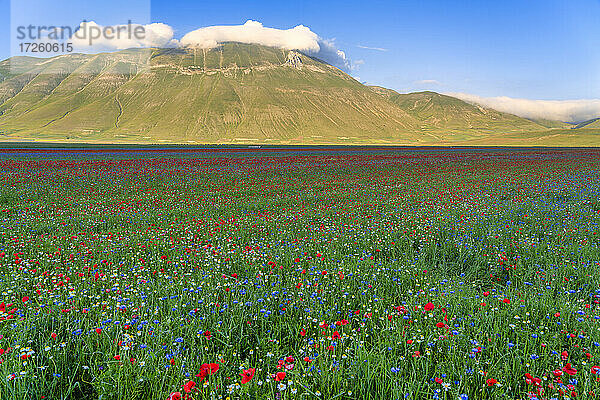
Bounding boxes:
573 118 600 129
0 44 597 146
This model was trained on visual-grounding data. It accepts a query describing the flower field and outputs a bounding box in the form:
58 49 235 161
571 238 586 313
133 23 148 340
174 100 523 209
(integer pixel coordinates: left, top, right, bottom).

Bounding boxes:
1 149 600 400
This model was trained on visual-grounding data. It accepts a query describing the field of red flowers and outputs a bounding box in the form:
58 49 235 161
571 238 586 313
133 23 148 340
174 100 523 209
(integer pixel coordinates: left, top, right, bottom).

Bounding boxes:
1 149 600 400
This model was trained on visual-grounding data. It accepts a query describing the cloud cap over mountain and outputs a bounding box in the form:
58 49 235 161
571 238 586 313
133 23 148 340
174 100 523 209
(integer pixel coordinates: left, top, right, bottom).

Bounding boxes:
181 20 318 52
60 20 350 71
181 20 349 70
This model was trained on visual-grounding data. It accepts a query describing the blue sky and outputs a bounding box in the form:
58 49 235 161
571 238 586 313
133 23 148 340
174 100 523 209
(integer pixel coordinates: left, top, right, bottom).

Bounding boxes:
1 0 599 102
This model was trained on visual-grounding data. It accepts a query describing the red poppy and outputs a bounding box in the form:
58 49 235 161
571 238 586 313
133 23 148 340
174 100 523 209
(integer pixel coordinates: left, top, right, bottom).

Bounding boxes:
240 368 255 384
486 378 497 386
332 331 340 340
275 371 286 381
300 329 306 336
591 366 600 375
435 322 445 328
424 302 434 311
95 328 102 334
196 363 220 380
168 392 182 400
563 363 577 376
183 381 196 393
22 296 29 303
502 298 510 304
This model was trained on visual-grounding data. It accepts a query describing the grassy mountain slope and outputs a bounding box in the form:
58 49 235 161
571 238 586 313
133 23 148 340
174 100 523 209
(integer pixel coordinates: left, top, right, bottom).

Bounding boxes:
370 87 550 137
0 45 597 146
527 118 572 129
573 118 600 129
0 45 429 145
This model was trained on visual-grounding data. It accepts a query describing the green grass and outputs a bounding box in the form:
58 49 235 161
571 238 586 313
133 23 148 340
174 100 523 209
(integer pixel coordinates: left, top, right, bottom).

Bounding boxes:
0 150 600 399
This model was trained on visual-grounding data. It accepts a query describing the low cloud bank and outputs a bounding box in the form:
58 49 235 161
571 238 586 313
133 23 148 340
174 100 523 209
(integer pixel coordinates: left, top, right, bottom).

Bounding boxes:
448 93 600 123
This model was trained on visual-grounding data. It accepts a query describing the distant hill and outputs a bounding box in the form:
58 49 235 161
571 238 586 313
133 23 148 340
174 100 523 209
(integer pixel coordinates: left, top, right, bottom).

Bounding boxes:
369 88 551 140
527 118 572 129
573 118 600 129
0 44 597 146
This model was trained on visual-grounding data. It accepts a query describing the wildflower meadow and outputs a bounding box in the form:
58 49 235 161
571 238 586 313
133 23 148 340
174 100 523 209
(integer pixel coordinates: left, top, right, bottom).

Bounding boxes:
1 148 600 400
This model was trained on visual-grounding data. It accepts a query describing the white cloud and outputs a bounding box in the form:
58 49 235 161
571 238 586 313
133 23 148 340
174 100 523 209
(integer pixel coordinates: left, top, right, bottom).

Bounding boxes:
29 20 351 71
181 20 318 51
313 38 350 70
181 20 350 71
415 79 442 86
357 45 388 52
69 21 178 52
447 93 600 123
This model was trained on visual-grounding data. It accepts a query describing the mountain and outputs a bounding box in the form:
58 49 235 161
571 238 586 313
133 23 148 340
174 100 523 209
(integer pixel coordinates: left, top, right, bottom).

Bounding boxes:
0 45 428 145
0 44 597 146
369 88 551 140
527 118 572 129
573 118 600 129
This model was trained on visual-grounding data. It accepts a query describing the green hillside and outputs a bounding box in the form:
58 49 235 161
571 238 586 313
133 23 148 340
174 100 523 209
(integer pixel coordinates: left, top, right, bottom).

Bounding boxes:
0 44 597 146
528 118 572 129
450 128 600 147
573 118 600 129
370 87 553 138
0 45 428 145
584 120 600 129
